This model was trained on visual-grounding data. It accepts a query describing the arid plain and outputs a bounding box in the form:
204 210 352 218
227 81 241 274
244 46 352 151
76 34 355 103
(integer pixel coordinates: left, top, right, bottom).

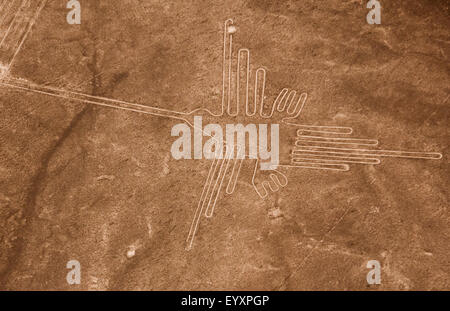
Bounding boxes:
0 0 448 290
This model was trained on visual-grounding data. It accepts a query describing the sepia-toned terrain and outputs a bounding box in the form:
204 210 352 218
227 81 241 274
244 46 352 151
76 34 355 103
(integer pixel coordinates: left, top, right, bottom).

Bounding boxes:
0 0 448 290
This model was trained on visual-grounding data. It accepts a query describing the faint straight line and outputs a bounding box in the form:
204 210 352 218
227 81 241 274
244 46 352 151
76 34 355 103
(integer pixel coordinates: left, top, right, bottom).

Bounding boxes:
0 0 8 17
0 0 17 27
0 0 23 48
274 204 353 290
7 0 48 70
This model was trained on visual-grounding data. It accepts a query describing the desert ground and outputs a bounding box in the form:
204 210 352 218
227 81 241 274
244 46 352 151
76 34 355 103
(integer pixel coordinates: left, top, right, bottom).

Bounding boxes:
0 0 448 290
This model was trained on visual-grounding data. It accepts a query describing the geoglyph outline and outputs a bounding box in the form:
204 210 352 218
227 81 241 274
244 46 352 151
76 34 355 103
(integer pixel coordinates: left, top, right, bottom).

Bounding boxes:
0 3 443 252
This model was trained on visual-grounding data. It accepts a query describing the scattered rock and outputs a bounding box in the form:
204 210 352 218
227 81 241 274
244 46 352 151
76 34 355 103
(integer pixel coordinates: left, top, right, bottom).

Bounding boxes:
127 245 137 258
268 208 283 218
227 25 237 34
96 175 115 181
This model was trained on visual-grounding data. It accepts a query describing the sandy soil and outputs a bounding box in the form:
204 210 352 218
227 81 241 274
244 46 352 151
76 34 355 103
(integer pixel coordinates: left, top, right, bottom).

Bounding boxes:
0 0 448 290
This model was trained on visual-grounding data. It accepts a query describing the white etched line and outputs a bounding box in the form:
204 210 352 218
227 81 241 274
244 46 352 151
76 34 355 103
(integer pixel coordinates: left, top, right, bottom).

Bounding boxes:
273 88 352 134
205 145 233 218
289 92 307 117
186 144 233 249
292 151 380 161
280 162 350 171
255 67 267 116
292 156 380 165
293 145 442 160
285 122 354 134
202 153 226 218
225 157 243 194
237 48 250 116
222 19 233 116
275 88 289 112
0 76 191 120
186 157 219 251
284 90 297 115
0 76 237 127
296 135 379 146
292 147 382 164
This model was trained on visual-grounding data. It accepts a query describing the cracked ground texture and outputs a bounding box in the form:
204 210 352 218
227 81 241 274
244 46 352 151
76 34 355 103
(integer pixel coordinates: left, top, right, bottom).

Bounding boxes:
0 0 448 290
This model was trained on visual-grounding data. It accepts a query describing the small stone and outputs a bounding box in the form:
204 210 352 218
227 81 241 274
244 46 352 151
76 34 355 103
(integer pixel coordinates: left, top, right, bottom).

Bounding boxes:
96 175 115 181
333 113 348 121
0 64 9 78
127 248 135 258
268 208 283 218
227 25 237 34
0 193 10 202
57 234 68 242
